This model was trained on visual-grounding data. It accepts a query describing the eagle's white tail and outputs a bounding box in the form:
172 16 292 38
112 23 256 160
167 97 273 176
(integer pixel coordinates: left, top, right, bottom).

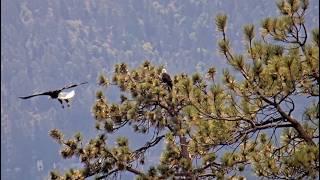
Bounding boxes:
58 90 75 99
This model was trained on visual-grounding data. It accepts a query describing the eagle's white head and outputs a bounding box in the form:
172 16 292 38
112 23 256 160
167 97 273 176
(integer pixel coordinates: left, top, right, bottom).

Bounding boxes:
58 90 75 100
162 68 167 74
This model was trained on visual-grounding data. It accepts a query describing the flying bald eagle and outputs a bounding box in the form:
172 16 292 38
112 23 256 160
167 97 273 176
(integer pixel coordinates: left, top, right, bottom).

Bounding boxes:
19 82 88 108
161 69 173 91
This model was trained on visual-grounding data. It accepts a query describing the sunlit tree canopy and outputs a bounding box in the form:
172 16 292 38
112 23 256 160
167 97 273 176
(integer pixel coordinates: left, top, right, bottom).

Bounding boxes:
49 0 319 179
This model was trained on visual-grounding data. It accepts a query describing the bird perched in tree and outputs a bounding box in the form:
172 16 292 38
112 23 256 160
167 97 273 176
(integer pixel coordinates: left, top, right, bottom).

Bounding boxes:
19 82 88 108
161 68 173 91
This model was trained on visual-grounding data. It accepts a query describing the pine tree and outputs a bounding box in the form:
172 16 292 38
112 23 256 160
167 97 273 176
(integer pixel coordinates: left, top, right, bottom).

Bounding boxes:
49 0 319 179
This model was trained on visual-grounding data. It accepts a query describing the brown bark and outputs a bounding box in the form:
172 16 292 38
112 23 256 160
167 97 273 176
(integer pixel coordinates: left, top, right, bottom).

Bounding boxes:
257 91 315 146
179 135 190 160
276 105 316 146
179 135 194 179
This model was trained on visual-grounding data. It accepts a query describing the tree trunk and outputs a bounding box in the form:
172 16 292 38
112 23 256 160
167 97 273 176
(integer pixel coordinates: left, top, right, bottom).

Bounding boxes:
179 135 195 179
179 135 190 160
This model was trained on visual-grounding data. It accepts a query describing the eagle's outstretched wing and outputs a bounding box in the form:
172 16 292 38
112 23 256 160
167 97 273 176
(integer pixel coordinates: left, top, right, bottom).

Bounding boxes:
19 82 87 101
60 82 88 91
19 92 52 99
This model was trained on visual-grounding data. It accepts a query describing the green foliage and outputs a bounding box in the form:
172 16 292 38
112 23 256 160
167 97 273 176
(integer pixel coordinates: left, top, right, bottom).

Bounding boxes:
221 152 235 167
49 171 61 180
207 66 216 81
49 129 64 144
230 54 244 71
98 74 109 87
218 38 230 54
312 28 319 46
147 166 157 177
215 14 227 32
203 152 217 165
116 136 128 147
243 24 255 42
103 119 114 132
191 73 202 85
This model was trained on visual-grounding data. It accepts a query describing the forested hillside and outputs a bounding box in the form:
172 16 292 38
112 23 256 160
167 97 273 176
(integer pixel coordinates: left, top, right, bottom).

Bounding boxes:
1 0 319 179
